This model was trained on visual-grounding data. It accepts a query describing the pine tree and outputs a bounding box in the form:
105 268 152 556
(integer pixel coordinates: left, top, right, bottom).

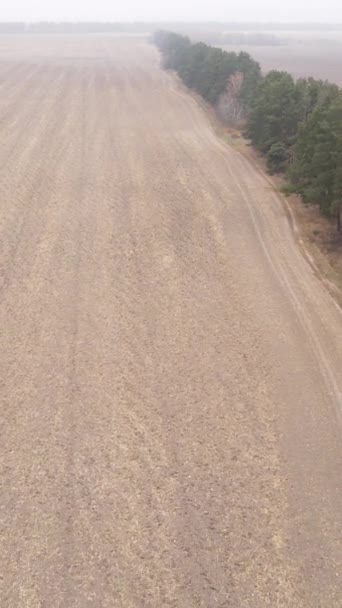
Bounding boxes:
246 71 300 165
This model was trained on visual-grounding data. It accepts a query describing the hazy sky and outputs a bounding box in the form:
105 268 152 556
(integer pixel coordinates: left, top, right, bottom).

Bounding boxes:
1 0 342 23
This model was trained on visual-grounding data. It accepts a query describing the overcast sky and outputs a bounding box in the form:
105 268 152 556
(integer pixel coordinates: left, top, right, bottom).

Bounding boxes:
0 0 341 23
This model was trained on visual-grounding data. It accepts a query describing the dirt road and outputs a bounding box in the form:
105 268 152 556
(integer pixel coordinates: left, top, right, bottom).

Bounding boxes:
0 35 341 607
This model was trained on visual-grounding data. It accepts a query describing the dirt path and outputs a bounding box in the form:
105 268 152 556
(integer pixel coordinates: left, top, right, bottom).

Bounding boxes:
0 35 341 607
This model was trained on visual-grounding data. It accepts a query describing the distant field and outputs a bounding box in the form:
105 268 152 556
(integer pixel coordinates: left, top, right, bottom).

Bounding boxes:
221 30 342 85
0 24 341 85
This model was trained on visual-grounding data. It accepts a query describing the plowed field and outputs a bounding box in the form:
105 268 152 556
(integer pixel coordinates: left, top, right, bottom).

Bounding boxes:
0 35 341 607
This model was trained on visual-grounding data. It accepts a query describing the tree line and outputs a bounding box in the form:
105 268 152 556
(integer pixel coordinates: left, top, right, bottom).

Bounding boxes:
246 71 342 230
154 31 342 231
153 30 262 109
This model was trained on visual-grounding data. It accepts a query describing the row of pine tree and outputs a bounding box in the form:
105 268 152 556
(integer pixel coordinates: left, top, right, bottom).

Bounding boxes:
153 31 342 231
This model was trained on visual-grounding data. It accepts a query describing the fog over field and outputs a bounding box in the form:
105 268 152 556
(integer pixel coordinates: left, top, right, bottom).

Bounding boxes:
1 0 342 22
222 29 342 85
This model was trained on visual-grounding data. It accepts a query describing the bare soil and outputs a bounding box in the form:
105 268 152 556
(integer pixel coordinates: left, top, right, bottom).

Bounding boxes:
286 195 342 293
222 127 342 306
0 35 341 608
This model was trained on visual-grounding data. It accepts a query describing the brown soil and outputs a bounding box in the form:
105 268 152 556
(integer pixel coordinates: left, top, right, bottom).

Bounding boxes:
286 194 342 292
0 35 341 608
221 127 342 307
